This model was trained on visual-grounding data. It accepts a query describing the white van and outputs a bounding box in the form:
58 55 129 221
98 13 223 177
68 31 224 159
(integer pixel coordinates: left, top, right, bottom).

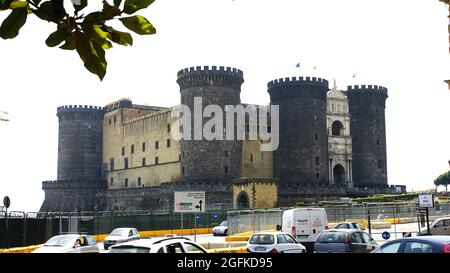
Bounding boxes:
281 208 328 252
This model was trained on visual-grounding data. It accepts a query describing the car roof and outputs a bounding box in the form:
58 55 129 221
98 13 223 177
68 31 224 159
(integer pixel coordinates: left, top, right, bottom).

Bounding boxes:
387 236 450 244
110 237 191 248
251 232 289 236
322 229 362 233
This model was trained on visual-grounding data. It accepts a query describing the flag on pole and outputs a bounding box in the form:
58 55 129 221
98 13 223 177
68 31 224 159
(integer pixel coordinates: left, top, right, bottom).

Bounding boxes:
352 72 358 79
0 111 9 122
313 65 318 70
445 80 450 90
295 63 301 68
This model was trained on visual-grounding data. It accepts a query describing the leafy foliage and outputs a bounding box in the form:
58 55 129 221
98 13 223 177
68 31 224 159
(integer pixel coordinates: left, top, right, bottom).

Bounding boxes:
0 0 157 80
434 171 450 186
352 193 419 203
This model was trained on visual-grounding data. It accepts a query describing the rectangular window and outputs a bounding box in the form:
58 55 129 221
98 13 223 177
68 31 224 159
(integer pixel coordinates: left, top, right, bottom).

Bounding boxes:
124 178 128 188
124 157 128 169
315 132 319 141
109 119 112 125
131 144 134 154
138 177 141 187
114 116 117 123
155 156 159 165
167 139 171 148
316 172 320 179
155 141 159 150
224 166 229 175
122 147 125 156
182 166 185 175
142 142 146 152
250 153 253 162
110 177 114 186
376 139 381 145
142 157 146 166
315 156 320 166
110 158 115 171
378 160 382 169
225 150 229 157
178 154 181 161
167 124 171 133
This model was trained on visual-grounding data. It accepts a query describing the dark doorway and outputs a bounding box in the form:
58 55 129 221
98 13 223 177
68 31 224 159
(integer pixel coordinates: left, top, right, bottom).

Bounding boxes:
236 191 249 209
333 164 346 185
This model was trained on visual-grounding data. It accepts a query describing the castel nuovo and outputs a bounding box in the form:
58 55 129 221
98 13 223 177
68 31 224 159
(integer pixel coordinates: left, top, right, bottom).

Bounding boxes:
40 66 397 212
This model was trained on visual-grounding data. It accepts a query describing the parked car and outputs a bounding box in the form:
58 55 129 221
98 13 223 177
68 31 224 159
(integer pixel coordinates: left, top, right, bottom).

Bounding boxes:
419 217 450 236
333 222 361 230
281 208 328 252
246 232 306 253
314 229 378 253
212 221 228 236
108 236 208 253
103 227 140 249
33 234 99 253
371 236 450 253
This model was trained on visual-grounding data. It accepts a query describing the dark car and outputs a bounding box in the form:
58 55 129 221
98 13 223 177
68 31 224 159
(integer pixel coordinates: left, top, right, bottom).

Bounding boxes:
314 229 378 253
371 236 450 253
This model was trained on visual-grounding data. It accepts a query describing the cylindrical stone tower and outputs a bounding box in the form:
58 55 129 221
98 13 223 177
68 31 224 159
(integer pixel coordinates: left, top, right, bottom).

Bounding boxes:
177 66 244 183
345 85 388 187
267 77 329 185
57 105 104 182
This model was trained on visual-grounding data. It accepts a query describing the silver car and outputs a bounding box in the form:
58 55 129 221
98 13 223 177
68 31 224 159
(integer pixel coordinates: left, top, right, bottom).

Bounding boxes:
103 227 140 249
212 221 228 236
33 234 99 253
419 217 450 235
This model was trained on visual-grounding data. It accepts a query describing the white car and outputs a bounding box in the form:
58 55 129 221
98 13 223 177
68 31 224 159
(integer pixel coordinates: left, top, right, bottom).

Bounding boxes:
33 234 99 253
108 236 209 253
212 221 228 236
103 227 140 249
246 232 306 253
333 222 361 230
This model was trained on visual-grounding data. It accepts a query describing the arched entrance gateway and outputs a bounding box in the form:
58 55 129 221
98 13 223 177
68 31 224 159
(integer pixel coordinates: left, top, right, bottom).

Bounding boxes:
333 164 346 185
236 191 250 209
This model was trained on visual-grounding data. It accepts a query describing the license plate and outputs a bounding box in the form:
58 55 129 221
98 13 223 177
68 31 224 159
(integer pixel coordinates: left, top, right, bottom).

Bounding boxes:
255 247 266 251
299 235 309 239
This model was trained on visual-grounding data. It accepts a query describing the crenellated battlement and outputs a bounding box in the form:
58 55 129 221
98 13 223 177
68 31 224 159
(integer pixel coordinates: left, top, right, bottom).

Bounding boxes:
177 65 244 90
346 85 388 94
267 76 329 89
345 85 388 106
42 180 106 190
267 76 329 102
57 105 104 121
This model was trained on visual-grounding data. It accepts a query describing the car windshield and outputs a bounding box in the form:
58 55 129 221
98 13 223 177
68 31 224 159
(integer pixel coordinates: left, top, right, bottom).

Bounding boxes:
110 228 130 236
109 246 150 253
317 232 347 243
44 235 78 247
249 234 275 245
220 221 227 226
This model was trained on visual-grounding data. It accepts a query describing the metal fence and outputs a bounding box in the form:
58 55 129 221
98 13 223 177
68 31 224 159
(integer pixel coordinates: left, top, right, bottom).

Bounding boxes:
227 203 450 236
0 210 228 249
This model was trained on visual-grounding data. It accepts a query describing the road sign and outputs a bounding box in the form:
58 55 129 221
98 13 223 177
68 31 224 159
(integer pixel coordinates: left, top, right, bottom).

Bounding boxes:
3 196 10 208
382 231 391 240
195 214 201 220
213 213 219 219
419 194 434 208
174 191 206 213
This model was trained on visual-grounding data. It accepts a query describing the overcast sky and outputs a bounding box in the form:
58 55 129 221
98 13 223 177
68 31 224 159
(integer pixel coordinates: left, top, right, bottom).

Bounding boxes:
0 0 449 212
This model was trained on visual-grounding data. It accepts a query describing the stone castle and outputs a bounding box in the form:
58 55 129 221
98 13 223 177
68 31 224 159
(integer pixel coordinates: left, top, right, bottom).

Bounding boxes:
40 66 395 212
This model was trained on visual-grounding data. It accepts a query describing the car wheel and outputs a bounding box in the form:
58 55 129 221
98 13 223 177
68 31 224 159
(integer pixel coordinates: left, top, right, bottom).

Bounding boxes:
224 230 228 236
104 245 108 250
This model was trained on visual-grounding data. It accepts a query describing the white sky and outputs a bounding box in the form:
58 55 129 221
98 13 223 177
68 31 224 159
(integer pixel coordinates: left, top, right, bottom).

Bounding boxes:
0 0 449 212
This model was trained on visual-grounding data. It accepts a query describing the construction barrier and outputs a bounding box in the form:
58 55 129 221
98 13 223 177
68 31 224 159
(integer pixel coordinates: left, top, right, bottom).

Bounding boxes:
208 247 247 253
0 245 42 254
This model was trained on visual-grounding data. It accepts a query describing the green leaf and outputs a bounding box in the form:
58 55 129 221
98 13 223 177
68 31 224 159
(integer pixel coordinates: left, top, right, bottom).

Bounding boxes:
123 0 154 15
33 1 64 22
45 26 68 47
102 0 121 18
82 24 113 50
0 0 13 10
9 1 28 9
110 28 132 46
59 34 75 50
0 7 28 39
113 0 122 7
84 11 107 24
73 0 87 13
120 15 155 35
74 31 107 80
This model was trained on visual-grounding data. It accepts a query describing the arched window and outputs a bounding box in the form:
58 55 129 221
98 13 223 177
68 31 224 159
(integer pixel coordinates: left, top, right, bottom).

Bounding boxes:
331 120 344 136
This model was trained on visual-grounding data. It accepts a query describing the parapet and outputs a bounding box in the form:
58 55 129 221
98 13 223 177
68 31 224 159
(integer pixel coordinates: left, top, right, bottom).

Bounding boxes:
345 85 388 106
176 65 244 90
57 105 104 121
267 76 329 89
103 98 133 112
267 76 329 101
